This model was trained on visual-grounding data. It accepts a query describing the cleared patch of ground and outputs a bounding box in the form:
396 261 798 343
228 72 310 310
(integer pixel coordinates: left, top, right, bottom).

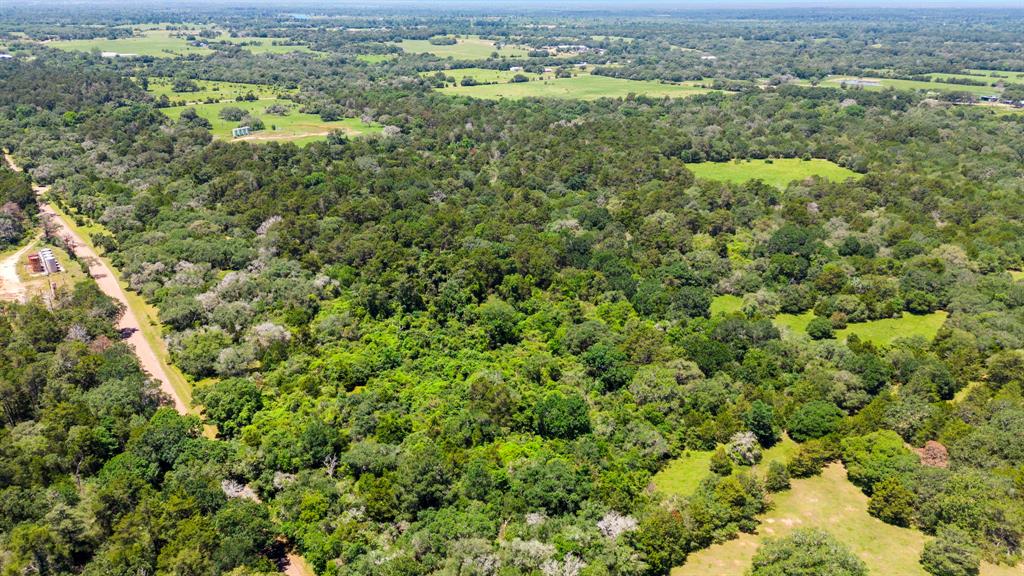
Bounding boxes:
395 35 529 59
437 73 713 100
161 99 382 144
673 463 1019 576
653 436 798 499
686 158 861 189
48 29 213 58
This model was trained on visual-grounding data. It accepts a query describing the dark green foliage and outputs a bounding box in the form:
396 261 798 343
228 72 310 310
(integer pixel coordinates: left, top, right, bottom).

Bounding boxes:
745 400 780 447
710 446 733 476
921 525 981 576
534 391 591 439
806 316 834 340
765 460 790 492
749 528 868 576
788 401 843 442
867 476 916 527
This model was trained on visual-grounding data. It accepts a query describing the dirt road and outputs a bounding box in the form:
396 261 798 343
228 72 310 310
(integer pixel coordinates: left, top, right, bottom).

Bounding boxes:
4 152 187 414
0 235 39 302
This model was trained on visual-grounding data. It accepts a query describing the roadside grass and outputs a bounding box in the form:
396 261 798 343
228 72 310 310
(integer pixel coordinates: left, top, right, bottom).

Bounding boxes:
673 463 1018 576
653 436 799 499
145 77 285 103
44 201 196 414
161 99 382 144
396 36 529 59
438 73 713 100
48 29 213 57
686 158 861 189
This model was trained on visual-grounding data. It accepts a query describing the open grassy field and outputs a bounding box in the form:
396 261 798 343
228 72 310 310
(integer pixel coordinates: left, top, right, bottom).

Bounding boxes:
686 158 860 189
673 463 1019 576
774 310 948 345
423 67 543 84
396 36 529 59
438 73 713 100
48 29 213 57
145 77 284 104
966 69 1024 81
357 53 397 63
212 34 315 54
817 76 1001 97
653 436 798 499
710 294 744 316
1009 270 1024 281
161 99 382 144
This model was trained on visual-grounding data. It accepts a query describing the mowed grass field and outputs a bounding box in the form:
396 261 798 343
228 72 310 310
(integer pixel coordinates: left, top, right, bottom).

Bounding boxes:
161 100 382 145
423 67 543 83
211 34 315 54
687 158 860 189
673 463 1019 576
653 436 799 499
48 30 213 57
817 76 1001 97
396 36 528 59
711 296 948 347
438 73 713 100
145 77 284 103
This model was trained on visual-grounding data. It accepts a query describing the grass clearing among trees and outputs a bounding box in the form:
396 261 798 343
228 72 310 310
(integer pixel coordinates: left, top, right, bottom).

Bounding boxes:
653 436 798 498
686 158 860 188
396 36 528 59
437 73 713 100
48 29 213 57
672 463 1017 576
162 99 382 144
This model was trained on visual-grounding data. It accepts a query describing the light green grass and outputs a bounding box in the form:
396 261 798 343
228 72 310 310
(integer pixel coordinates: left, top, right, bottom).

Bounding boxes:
438 74 712 100
396 36 528 59
686 158 861 189
835 311 948 345
653 436 798 499
1009 270 1024 281
819 76 1001 97
773 310 948 346
145 77 284 104
673 463 1017 576
161 99 382 144
711 294 744 316
357 54 397 63
212 34 314 54
48 30 213 58
966 69 1024 81
422 67 543 84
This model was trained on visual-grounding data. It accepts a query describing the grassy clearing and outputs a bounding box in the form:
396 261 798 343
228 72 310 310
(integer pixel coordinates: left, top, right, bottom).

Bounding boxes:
773 309 948 346
48 30 212 57
357 54 397 63
396 36 528 59
710 294 744 316
686 158 861 189
423 67 543 84
161 99 382 144
211 34 314 54
45 201 196 413
11 234 90 300
653 436 798 499
966 69 1024 82
816 76 1001 97
145 77 284 104
438 73 713 100
673 463 1018 576
1009 270 1024 281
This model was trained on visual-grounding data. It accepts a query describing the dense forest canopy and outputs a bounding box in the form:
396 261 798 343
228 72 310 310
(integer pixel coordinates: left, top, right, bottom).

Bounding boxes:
0 4 1023 576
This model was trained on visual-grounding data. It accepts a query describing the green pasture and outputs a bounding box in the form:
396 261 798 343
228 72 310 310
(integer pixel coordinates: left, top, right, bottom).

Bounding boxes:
819 76 1001 97
966 69 1024 81
396 36 529 59
686 158 860 189
145 77 284 104
673 463 1017 576
48 29 213 57
212 34 314 54
653 436 798 499
161 99 382 145
437 73 712 100
423 67 543 84
357 54 397 63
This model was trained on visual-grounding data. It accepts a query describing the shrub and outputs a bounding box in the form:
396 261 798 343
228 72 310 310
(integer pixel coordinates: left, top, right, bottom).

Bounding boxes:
218 106 246 121
765 460 790 492
806 316 834 340
710 446 732 476
749 528 867 576
867 476 916 526
788 401 843 442
921 525 981 576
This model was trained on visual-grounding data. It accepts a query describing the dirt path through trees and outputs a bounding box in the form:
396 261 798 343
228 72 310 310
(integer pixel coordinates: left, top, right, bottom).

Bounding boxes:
0 235 39 301
3 152 187 414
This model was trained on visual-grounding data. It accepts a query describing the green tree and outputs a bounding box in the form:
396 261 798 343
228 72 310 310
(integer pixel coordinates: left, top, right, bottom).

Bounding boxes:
749 528 867 576
788 401 843 442
921 525 981 576
745 400 780 447
806 317 834 340
868 476 916 527
710 446 733 476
